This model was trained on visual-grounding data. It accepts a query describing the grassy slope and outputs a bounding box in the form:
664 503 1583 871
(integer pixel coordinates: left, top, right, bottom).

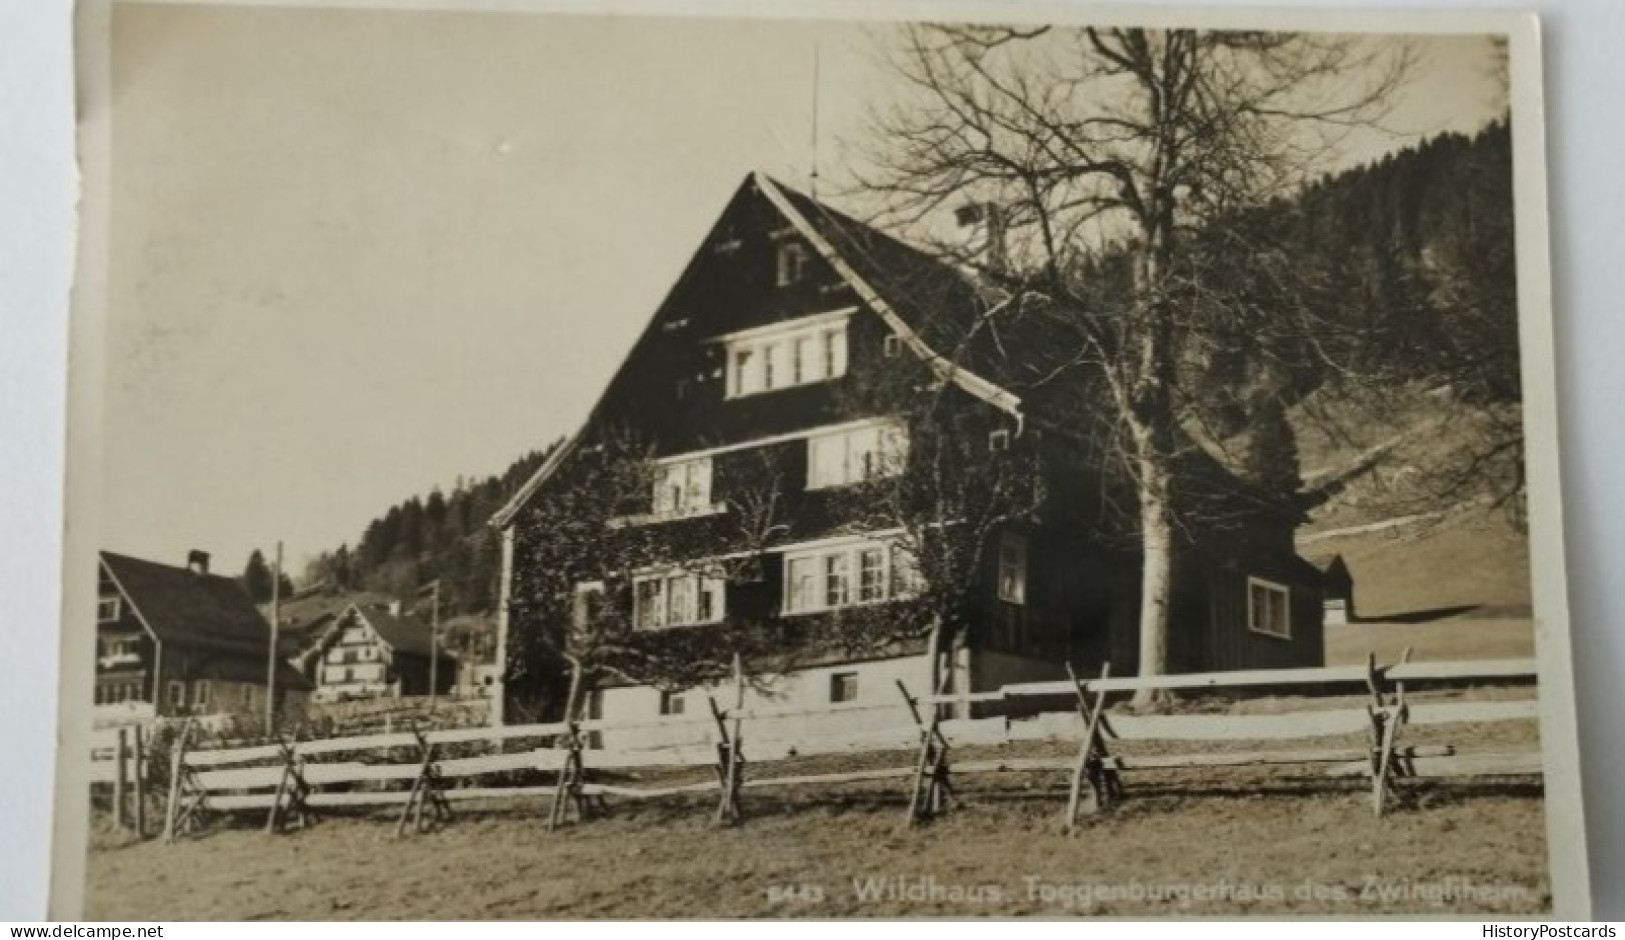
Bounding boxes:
1281 383 1536 666
1302 512 1532 620
86 689 1546 919
88 777 1547 917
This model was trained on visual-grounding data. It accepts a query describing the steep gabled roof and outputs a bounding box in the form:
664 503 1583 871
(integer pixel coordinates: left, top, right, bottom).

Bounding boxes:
190 653 313 690
100 551 274 658
353 604 452 661
491 171 1025 528
755 175 1023 420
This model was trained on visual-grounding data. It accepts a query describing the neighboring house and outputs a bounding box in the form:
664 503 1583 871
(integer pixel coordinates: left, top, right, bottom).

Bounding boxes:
441 611 498 698
1320 555 1357 625
490 172 1325 733
461 664 501 699
296 602 457 703
96 550 311 718
261 587 390 660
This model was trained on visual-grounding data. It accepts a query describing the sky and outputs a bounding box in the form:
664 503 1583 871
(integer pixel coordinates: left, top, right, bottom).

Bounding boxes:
100 4 1507 579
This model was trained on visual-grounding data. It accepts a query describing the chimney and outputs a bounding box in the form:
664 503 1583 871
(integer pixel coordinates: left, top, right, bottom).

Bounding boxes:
388 599 403 617
187 550 210 576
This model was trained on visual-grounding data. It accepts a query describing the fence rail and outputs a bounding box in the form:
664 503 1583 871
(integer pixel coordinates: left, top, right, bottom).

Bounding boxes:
87 655 1542 843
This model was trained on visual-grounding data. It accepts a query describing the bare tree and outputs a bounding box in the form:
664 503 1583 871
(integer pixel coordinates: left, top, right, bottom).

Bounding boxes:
858 25 1412 706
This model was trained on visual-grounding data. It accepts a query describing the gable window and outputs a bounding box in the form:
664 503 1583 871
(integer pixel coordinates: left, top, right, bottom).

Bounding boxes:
997 532 1028 605
723 313 850 398
830 671 859 703
658 690 687 716
97 596 121 623
634 570 726 630
784 540 922 615
651 456 714 517
807 421 908 489
1247 577 1292 639
777 242 810 286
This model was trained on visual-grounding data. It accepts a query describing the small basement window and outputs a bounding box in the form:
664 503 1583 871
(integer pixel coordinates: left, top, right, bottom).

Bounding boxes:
1247 577 1292 639
829 671 859 703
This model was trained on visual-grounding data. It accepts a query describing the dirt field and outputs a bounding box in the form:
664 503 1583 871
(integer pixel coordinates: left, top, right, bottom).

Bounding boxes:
87 723 1549 919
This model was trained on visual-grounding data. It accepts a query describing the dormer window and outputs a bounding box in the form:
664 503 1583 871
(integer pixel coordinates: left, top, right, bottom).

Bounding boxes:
777 242 810 286
721 310 851 399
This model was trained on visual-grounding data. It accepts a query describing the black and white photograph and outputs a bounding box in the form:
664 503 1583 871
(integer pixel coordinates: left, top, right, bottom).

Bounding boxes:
54 0 1590 920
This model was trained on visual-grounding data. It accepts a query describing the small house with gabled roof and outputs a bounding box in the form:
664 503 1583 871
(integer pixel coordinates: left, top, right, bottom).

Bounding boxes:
295 602 457 702
95 549 311 718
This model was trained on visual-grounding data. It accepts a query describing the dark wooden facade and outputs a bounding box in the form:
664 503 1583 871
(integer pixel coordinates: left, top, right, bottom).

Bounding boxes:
494 173 1324 720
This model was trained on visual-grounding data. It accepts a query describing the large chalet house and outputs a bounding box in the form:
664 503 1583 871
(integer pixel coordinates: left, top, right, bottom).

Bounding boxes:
95 550 311 719
490 173 1325 733
294 601 457 703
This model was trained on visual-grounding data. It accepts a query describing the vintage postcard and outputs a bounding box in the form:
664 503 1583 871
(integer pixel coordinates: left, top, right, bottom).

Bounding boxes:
57 0 1590 920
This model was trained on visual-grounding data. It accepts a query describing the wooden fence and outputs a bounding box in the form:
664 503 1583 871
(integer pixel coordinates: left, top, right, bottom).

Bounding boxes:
88 654 1542 843
88 724 153 836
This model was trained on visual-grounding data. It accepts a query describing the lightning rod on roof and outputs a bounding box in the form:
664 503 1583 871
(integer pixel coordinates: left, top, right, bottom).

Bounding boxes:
810 40 822 200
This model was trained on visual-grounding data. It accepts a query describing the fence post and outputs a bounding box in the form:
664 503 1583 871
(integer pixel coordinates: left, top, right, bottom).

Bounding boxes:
707 697 743 826
1367 648 1414 817
1063 662 1119 831
547 720 587 831
395 727 450 836
162 721 192 843
133 725 147 837
897 678 952 827
113 728 128 831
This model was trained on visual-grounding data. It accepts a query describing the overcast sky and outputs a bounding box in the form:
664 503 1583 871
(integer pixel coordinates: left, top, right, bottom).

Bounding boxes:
101 4 1507 578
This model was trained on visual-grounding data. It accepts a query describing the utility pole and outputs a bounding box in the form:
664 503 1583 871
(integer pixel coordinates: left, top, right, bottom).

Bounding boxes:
420 579 442 712
266 540 282 733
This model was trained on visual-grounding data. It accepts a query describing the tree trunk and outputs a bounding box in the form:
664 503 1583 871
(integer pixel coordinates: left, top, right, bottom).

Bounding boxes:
562 659 585 723
1127 226 1177 712
1130 445 1176 711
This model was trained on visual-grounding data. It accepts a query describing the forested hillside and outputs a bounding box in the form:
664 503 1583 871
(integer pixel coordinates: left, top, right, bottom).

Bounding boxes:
294 442 560 616
1168 119 1519 520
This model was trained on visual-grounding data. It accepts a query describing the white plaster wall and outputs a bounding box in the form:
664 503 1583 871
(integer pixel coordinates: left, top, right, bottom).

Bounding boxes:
597 653 933 751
